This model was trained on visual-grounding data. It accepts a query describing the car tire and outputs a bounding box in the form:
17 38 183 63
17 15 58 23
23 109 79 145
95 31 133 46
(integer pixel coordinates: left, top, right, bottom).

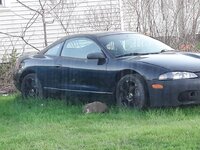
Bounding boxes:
116 74 148 109
21 73 43 99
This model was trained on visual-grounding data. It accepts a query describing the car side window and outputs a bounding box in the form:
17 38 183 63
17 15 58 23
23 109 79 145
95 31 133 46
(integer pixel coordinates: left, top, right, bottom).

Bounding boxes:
61 38 102 59
45 42 63 56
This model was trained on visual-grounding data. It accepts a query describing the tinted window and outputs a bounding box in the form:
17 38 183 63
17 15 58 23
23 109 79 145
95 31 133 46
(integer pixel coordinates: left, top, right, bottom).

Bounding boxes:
61 38 102 58
99 34 173 57
45 42 63 56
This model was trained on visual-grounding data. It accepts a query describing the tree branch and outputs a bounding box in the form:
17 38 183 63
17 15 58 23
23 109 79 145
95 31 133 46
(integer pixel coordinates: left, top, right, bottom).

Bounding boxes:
0 32 40 51
16 0 42 15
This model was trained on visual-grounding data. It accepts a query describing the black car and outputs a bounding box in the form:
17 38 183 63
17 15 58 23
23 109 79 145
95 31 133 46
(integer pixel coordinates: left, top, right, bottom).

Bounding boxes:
13 32 200 108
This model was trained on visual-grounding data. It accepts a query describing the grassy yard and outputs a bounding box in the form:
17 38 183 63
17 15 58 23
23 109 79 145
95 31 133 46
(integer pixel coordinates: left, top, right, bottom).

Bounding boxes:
1 95 200 150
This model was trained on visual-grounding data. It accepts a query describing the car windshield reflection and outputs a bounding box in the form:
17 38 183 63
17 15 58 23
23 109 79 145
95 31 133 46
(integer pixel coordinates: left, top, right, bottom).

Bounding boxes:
99 34 174 57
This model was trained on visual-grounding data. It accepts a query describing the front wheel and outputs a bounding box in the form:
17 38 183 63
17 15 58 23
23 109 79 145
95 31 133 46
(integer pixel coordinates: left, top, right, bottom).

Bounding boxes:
21 73 43 99
116 74 148 109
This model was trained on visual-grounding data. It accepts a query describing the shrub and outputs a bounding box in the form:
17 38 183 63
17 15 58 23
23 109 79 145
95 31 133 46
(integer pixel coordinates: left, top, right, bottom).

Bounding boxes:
0 49 19 89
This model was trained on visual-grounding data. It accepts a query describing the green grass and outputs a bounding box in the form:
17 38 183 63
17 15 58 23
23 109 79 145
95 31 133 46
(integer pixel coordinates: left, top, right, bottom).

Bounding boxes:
1 95 200 150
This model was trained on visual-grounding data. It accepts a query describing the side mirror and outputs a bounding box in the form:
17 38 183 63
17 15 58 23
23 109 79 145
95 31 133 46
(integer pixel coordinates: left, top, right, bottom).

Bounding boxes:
87 52 105 59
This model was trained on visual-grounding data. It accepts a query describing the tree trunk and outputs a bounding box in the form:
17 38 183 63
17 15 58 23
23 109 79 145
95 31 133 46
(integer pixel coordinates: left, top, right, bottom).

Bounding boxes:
177 0 185 39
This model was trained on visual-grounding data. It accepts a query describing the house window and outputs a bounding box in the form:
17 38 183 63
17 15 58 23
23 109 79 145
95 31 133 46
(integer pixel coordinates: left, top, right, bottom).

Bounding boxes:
0 0 10 9
0 0 4 6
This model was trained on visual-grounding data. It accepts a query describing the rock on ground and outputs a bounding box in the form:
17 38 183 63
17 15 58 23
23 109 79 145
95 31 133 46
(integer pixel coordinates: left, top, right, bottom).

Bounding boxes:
83 101 108 114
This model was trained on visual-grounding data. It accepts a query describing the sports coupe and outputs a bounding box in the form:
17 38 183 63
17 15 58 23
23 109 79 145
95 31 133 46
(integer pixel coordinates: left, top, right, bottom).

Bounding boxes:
13 32 200 108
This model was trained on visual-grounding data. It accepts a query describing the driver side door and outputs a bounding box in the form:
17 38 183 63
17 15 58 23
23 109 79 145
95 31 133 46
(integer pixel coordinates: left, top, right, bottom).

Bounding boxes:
57 37 111 94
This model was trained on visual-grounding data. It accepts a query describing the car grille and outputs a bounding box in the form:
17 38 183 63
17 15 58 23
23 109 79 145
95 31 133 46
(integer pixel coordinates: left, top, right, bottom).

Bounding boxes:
178 90 200 102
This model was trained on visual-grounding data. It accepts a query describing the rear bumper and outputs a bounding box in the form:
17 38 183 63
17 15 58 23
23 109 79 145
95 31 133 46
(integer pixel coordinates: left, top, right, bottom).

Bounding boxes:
147 78 200 107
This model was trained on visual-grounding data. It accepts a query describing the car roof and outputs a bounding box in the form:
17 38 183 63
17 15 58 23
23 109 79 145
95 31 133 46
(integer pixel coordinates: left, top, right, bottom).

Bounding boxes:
55 31 138 44
64 31 137 39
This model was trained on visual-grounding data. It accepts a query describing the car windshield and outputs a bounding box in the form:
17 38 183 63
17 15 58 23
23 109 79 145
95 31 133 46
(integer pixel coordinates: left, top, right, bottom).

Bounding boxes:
99 33 174 57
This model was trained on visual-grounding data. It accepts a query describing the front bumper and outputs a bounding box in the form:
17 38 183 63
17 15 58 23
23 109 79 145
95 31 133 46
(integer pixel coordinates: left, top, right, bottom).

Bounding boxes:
147 78 200 107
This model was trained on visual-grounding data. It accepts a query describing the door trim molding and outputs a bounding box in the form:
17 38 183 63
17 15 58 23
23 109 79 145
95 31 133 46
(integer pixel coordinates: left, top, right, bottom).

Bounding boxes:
44 87 113 95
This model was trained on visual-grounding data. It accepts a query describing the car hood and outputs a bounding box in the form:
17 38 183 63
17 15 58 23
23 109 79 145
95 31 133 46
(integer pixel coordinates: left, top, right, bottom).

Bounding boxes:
122 52 200 72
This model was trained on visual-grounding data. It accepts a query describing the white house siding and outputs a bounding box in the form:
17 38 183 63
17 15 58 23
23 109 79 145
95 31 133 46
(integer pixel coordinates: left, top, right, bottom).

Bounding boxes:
1 0 200 62
0 0 121 62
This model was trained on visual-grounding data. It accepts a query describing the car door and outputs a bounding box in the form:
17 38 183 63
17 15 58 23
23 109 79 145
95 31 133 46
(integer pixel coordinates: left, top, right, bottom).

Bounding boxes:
37 41 64 89
57 37 111 94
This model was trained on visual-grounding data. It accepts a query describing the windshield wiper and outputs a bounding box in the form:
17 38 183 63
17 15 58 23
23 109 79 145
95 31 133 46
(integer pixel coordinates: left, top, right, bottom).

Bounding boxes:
116 52 154 58
160 49 176 53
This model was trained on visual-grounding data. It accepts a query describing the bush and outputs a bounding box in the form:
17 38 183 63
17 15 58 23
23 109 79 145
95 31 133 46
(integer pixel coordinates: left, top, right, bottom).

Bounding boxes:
0 49 19 89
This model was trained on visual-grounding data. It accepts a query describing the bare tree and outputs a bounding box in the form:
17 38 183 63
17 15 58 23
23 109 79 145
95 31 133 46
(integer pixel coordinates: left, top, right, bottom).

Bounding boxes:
85 4 120 31
16 0 62 47
124 0 200 50
0 11 40 51
0 0 74 53
48 0 77 34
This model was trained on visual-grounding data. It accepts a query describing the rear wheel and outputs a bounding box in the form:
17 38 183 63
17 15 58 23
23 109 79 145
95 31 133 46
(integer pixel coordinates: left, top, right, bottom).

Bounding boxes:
116 74 148 109
21 73 43 99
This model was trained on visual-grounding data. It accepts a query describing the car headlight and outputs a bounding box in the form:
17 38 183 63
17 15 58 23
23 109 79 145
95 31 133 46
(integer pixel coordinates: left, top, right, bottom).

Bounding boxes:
159 72 198 80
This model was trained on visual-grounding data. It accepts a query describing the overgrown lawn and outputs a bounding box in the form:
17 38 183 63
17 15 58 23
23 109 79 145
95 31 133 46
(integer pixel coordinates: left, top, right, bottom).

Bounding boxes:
1 95 200 150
